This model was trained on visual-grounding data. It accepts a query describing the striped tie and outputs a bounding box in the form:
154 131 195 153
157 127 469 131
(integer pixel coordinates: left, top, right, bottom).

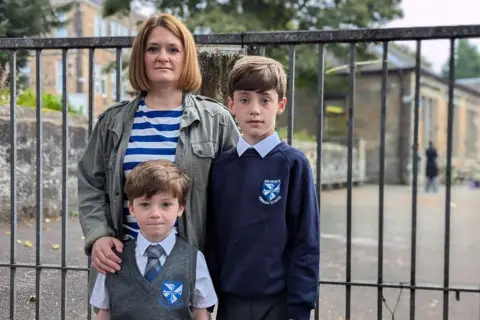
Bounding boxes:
144 244 164 282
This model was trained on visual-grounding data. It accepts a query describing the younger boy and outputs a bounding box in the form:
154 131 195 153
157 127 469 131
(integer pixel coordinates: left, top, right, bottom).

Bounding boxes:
90 159 217 320
206 55 320 320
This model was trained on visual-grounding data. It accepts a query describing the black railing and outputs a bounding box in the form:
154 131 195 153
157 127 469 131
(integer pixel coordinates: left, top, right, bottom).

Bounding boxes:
1 24 480 320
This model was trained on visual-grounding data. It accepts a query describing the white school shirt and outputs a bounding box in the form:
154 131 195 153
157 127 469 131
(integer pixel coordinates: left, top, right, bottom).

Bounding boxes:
90 231 218 309
236 132 282 157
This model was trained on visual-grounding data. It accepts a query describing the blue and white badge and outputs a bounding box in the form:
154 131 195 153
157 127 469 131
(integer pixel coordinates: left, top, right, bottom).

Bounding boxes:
259 179 282 204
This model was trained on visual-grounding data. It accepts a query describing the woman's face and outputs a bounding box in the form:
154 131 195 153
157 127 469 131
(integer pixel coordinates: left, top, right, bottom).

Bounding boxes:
144 26 185 88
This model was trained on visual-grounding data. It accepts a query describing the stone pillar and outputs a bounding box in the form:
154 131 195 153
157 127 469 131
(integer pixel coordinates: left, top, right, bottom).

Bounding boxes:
196 45 246 104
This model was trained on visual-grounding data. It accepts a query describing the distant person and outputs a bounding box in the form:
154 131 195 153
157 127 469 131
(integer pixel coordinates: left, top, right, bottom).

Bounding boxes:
425 141 439 193
90 160 217 320
206 56 320 320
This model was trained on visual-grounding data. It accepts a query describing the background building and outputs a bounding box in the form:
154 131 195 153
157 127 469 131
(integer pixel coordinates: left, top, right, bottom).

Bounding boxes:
25 0 147 116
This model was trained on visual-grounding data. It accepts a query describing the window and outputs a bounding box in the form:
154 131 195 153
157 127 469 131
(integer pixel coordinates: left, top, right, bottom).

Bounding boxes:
421 96 436 147
94 15 100 36
110 21 116 36
55 13 68 37
101 20 107 36
56 61 63 94
95 64 101 94
466 109 477 157
111 71 117 98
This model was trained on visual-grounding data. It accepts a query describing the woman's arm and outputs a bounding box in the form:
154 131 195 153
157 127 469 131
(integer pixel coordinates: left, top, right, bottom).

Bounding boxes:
77 116 123 273
220 109 240 152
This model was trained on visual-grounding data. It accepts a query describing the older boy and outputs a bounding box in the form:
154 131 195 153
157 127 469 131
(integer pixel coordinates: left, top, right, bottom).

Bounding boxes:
90 159 217 320
206 55 320 320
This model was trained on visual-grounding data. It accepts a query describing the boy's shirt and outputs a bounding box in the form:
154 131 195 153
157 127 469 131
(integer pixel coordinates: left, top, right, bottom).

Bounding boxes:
236 131 282 157
90 230 218 309
207 132 320 320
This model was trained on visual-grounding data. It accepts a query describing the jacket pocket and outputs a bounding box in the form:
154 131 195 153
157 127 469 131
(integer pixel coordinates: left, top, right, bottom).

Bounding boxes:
191 141 216 190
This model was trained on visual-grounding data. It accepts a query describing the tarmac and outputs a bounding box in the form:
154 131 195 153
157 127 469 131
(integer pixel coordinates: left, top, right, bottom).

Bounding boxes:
0 184 478 320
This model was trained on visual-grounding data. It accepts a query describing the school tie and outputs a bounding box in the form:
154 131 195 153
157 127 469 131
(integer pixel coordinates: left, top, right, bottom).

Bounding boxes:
144 244 164 282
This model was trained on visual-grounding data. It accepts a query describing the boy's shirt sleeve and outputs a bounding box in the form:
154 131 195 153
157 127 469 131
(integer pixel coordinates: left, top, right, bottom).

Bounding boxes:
89 273 110 309
286 154 320 320
192 250 219 309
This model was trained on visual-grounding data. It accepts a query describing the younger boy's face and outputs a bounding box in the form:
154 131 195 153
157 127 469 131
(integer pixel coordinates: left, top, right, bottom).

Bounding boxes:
227 89 287 145
128 192 184 243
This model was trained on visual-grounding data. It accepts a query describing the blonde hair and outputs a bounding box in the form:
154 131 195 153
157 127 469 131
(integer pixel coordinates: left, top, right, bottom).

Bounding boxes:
129 13 202 92
124 160 190 206
227 55 287 99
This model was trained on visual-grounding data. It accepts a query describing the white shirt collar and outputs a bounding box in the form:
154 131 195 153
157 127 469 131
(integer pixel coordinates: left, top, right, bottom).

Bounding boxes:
236 132 281 158
136 230 176 256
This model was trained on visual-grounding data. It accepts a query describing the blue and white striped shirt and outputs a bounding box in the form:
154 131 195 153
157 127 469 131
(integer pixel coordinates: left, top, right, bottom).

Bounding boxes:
122 98 183 240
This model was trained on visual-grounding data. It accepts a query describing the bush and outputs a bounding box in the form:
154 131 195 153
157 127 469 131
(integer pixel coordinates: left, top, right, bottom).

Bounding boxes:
0 88 82 114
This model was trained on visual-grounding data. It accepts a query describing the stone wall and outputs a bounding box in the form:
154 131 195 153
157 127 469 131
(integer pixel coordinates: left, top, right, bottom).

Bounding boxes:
0 105 89 222
0 104 366 222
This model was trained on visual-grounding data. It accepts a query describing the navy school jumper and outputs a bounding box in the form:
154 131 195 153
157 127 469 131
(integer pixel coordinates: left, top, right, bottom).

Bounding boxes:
206 141 320 320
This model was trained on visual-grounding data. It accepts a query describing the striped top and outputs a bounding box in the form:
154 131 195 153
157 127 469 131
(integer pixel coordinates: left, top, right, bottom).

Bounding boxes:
122 98 183 240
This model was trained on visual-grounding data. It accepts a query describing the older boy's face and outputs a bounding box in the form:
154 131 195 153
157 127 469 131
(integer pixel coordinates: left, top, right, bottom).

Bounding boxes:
228 89 287 145
128 193 184 242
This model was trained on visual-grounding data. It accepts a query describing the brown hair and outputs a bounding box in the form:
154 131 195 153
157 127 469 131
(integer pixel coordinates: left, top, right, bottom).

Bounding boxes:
124 160 190 206
129 13 202 93
227 55 287 99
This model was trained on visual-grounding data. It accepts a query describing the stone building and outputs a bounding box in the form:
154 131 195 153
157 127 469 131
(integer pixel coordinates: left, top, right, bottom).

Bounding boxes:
336 44 480 184
24 0 146 116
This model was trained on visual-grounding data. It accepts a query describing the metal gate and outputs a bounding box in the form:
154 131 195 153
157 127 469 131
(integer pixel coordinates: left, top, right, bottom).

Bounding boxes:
1 24 480 319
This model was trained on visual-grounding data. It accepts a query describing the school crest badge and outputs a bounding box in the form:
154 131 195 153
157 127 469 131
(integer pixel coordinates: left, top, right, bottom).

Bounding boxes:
160 280 184 306
259 179 281 204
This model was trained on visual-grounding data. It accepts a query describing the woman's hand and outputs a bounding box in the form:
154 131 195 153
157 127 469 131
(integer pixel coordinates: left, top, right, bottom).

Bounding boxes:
91 236 124 274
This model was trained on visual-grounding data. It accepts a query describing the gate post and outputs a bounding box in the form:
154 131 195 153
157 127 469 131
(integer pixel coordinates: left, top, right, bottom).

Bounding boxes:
197 45 245 103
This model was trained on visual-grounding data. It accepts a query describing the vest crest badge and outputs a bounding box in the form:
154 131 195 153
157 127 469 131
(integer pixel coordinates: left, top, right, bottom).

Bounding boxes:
160 280 184 307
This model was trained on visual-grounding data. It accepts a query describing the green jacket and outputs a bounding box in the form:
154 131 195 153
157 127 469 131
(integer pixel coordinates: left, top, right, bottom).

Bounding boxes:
78 92 239 256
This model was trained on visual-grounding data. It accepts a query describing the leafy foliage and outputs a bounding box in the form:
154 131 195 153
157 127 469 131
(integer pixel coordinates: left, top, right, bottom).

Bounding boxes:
0 88 81 114
441 39 480 79
0 0 75 87
101 0 403 93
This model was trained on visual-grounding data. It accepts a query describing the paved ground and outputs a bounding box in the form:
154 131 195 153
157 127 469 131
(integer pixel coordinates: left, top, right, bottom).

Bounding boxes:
0 184 479 320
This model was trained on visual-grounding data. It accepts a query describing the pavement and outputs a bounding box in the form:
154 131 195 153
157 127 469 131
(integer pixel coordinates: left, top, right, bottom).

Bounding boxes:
0 184 479 320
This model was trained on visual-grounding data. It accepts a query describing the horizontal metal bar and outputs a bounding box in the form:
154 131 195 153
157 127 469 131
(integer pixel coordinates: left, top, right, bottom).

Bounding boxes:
1 24 480 49
196 24 480 44
0 263 89 272
0 37 134 49
319 280 480 293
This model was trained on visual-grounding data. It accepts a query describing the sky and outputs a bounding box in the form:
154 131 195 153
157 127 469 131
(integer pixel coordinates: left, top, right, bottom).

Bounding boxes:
385 0 480 73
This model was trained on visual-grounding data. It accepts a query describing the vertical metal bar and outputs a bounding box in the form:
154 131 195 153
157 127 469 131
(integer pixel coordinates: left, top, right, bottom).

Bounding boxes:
259 46 266 56
345 43 356 320
443 38 455 320
287 45 296 145
410 39 422 320
377 41 388 320
88 48 94 136
61 48 68 320
115 48 122 102
9 50 17 320
87 47 94 320
35 49 43 320
314 43 325 320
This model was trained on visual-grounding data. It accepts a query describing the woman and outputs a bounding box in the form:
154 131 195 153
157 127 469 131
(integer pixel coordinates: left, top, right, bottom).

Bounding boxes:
78 13 239 278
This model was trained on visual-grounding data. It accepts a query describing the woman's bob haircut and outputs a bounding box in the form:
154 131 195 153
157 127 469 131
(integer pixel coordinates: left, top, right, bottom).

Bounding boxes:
129 13 202 93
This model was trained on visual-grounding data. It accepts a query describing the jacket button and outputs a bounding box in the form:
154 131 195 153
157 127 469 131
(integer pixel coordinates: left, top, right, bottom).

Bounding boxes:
198 150 203 155
115 192 120 196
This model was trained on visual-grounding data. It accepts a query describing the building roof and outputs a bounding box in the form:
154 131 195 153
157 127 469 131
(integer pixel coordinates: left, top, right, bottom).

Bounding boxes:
333 42 480 97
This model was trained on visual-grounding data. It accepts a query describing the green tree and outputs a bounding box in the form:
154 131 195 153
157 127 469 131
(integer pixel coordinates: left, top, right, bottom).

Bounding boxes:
0 0 74 87
102 0 402 93
441 39 480 79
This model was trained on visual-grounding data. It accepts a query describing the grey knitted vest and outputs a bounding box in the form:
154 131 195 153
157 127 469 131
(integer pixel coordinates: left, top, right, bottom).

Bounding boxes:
105 236 198 320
